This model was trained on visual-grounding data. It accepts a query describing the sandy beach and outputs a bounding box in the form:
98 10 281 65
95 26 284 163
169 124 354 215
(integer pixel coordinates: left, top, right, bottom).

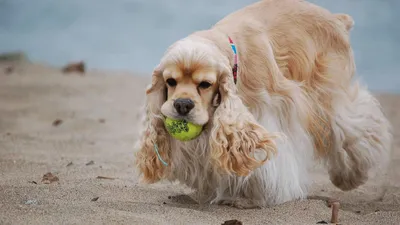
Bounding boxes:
0 60 399 225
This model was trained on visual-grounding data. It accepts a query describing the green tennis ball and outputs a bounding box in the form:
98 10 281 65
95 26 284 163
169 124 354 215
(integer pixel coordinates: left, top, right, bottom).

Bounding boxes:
164 117 203 141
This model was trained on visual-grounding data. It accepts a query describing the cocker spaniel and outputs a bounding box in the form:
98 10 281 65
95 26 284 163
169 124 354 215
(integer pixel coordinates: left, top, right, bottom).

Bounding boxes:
134 0 393 208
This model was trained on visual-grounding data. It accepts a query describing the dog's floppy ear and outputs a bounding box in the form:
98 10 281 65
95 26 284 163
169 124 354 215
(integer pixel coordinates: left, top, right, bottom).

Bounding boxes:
134 65 171 183
209 67 277 176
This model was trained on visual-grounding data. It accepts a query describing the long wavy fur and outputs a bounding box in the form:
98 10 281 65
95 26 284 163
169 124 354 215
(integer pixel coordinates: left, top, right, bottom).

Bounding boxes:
209 67 277 176
134 66 171 183
133 0 393 208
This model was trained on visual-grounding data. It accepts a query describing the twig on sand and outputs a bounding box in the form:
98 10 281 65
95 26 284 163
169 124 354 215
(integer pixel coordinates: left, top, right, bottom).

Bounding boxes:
307 195 339 207
96 176 115 180
85 160 95 166
331 201 340 224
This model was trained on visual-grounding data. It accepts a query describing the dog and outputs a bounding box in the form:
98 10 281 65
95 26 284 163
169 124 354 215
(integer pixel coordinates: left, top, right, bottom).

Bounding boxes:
134 0 392 208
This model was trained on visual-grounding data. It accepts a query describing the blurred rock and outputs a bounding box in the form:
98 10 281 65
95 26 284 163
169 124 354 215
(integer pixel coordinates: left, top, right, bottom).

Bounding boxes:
0 51 29 62
62 61 85 74
41 172 59 184
4 66 14 75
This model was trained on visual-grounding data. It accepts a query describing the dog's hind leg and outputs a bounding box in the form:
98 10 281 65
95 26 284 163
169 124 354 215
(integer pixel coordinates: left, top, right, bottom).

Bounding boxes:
325 83 392 191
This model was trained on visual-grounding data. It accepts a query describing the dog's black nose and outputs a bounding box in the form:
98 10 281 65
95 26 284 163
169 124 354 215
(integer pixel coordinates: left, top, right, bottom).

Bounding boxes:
174 98 195 115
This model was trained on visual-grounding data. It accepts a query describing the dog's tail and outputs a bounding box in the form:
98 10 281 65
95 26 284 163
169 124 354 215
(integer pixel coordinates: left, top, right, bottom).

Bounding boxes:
335 13 354 31
325 82 393 191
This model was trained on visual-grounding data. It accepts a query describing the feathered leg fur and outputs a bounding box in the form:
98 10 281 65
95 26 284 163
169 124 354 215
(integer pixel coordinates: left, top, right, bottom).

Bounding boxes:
326 83 392 191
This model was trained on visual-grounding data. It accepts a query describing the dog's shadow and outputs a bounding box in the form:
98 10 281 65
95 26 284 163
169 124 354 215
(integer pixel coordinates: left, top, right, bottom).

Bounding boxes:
167 194 198 204
95 194 216 215
165 194 216 211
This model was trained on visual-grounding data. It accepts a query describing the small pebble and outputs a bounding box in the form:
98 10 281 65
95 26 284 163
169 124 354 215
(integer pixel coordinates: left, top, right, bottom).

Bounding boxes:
24 199 38 205
222 220 243 225
41 172 59 184
91 197 99 202
86 160 94 166
52 119 63 126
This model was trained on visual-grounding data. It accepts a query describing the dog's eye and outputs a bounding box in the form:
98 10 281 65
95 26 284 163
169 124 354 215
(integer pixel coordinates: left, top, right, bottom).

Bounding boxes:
198 81 212 89
166 78 177 87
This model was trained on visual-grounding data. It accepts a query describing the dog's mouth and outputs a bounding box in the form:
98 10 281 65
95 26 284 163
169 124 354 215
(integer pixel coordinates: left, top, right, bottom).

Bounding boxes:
161 113 199 125
160 98 211 126
161 111 211 128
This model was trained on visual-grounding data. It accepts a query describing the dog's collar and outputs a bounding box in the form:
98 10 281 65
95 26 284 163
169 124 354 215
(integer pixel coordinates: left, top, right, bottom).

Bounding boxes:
228 36 238 84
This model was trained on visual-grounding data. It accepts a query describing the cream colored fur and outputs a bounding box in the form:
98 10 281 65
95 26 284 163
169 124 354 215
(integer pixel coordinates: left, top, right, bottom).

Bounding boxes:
134 0 393 208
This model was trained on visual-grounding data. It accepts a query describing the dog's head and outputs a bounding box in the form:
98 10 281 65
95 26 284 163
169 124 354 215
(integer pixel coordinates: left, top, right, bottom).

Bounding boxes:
147 37 224 126
158 55 219 126
135 36 276 183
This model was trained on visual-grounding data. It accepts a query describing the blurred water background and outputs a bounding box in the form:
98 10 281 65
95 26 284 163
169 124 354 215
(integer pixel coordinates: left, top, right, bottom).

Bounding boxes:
0 0 399 92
